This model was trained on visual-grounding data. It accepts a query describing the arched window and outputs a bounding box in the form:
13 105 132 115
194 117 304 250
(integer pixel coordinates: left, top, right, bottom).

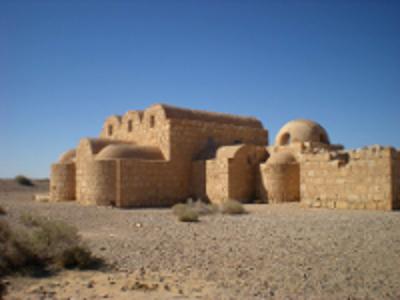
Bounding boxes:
280 133 290 145
320 133 329 144
108 125 113 136
150 116 155 128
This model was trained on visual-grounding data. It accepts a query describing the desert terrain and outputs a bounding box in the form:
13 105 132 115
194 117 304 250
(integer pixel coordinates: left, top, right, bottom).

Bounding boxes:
0 179 399 299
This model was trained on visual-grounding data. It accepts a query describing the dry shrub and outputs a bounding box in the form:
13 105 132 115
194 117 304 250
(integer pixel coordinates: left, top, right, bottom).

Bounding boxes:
14 175 34 186
172 203 187 216
221 199 245 215
20 213 43 227
188 199 219 216
0 216 101 277
178 208 198 222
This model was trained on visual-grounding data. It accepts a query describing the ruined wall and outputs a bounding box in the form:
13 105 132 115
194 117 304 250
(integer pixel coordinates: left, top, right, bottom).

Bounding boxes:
77 160 116 206
116 160 185 207
50 163 75 202
300 146 394 210
392 150 400 209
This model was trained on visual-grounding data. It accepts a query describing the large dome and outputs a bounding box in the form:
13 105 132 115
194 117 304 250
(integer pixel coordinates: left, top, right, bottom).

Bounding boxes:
275 119 330 146
96 144 164 160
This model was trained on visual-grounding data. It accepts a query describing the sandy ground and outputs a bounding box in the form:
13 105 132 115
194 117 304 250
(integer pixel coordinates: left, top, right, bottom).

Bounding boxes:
0 179 399 299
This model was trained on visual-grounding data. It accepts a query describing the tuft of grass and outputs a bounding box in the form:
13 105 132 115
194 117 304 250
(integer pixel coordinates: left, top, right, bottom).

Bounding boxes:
177 208 198 222
189 199 219 216
14 175 34 186
0 205 6 215
40 198 49 203
221 199 245 215
172 203 187 216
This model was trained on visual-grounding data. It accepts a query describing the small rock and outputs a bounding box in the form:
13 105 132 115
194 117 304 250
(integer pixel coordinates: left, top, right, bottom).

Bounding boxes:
87 280 96 288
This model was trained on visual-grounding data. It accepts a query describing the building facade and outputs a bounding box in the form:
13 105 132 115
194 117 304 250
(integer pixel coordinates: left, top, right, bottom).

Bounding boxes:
50 104 400 210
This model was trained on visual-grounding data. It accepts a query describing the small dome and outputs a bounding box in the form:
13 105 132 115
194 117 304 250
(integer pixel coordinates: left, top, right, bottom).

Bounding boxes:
275 119 330 146
96 144 164 160
57 149 76 164
266 152 297 165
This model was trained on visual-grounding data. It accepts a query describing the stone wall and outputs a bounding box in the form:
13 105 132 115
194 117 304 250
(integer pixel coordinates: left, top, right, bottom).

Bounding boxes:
169 119 268 162
259 163 300 203
205 159 229 204
117 160 185 207
191 160 207 200
50 163 75 202
300 146 395 210
100 107 172 160
191 145 267 204
77 160 116 206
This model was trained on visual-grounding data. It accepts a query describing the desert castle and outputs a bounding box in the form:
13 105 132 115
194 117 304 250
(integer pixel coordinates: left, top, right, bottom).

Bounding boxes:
50 103 400 210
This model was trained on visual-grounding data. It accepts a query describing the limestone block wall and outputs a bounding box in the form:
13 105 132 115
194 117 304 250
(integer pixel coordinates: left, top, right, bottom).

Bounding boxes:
117 160 186 207
77 160 116 206
191 161 207 200
259 163 300 203
205 159 229 204
191 145 267 203
300 146 394 210
50 163 75 202
99 107 172 160
228 148 264 202
169 119 268 163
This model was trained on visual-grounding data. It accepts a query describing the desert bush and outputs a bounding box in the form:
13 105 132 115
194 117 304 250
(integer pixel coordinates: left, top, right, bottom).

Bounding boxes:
177 208 198 222
58 245 100 269
221 199 245 215
14 175 34 186
172 203 187 216
0 216 100 277
0 205 6 215
189 199 219 216
20 213 43 227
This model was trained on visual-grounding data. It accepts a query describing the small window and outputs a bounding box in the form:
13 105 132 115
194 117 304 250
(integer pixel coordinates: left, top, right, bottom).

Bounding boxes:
150 116 155 128
281 133 290 145
108 125 113 136
234 139 242 145
128 120 133 132
320 133 328 143
247 156 252 165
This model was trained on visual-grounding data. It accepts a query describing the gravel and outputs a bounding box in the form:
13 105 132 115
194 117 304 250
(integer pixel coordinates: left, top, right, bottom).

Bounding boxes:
1 180 399 299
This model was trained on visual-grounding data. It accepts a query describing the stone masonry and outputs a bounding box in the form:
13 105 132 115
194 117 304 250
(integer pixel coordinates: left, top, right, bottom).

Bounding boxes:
50 104 400 211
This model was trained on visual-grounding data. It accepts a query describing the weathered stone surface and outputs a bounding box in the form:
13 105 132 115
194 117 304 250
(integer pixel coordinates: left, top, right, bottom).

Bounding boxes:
50 104 399 210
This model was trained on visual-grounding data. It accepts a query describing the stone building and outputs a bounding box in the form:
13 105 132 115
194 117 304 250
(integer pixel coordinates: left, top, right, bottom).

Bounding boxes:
50 104 400 211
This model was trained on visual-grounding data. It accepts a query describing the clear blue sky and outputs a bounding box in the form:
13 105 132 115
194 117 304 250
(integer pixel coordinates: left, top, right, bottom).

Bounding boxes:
1 0 399 178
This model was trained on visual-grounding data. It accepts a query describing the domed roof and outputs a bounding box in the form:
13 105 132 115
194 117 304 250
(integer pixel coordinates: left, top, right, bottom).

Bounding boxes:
275 119 330 146
266 152 297 165
57 149 76 164
95 144 164 160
